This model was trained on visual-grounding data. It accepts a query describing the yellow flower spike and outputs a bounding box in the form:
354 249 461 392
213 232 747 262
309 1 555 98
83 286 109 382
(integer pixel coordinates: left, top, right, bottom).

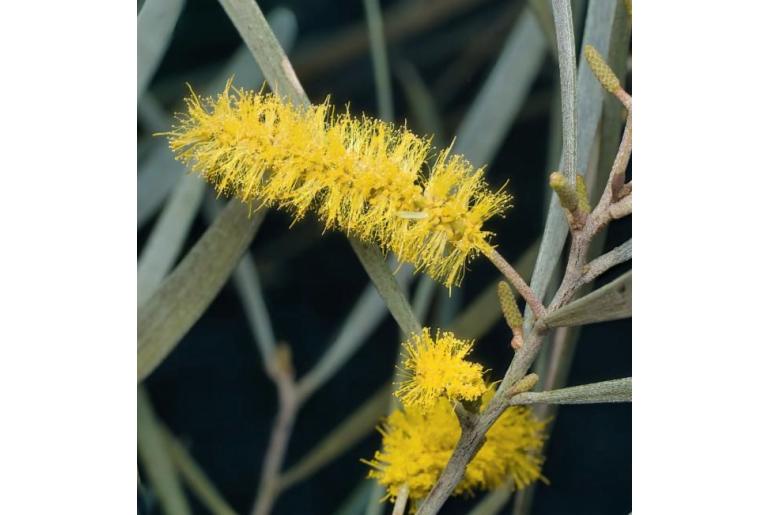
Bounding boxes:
162 82 511 287
395 329 486 410
364 390 546 504
497 281 523 330
584 44 621 95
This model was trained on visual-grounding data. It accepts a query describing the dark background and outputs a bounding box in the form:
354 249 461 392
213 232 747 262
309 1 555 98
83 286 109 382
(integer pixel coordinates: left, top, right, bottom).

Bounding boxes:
138 0 631 513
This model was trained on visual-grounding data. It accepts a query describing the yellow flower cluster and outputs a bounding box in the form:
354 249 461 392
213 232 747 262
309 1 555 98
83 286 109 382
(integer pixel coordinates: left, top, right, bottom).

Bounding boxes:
164 81 511 287
364 391 546 504
395 329 486 409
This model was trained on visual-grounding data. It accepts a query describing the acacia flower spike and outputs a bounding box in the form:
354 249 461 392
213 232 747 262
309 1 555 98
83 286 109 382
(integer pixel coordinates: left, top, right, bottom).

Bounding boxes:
497 281 525 349
395 329 486 410
163 81 511 287
364 390 546 505
497 281 523 330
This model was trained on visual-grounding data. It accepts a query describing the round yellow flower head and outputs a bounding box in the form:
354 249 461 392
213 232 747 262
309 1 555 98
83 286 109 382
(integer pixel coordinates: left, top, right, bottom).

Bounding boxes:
395 329 486 410
364 390 546 505
163 81 511 287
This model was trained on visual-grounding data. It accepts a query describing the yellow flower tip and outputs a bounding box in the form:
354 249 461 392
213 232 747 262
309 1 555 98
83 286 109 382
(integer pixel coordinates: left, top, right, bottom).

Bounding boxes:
508 373 539 396
549 171 580 213
584 45 621 94
395 329 486 410
365 390 546 503
575 174 591 213
164 82 511 287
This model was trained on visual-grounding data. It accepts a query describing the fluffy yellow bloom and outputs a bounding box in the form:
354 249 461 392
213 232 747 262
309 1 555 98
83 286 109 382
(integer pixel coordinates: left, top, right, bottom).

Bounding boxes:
163 81 511 287
364 391 546 504
395 329 486 410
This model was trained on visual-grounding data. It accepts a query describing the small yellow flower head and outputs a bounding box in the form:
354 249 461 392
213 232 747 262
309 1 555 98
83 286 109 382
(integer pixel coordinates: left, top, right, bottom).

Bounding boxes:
364 391 546 504
163 81 511 287
395 329 486 410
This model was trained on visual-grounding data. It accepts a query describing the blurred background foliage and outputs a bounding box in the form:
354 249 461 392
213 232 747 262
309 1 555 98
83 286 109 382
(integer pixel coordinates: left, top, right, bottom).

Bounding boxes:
138 0 631 513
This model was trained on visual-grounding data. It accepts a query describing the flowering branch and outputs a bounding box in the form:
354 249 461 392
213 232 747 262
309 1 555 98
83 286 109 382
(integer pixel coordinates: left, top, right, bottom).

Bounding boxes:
414 46 633 515
253 346 299 515
157 1 633 512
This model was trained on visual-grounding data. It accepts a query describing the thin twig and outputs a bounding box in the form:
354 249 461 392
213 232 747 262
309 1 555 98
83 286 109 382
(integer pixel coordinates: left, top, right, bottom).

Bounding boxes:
549 238 632 310
278 385 391 491
609 192 632 220
615 88 632 109
253 348 299 515
392 484 410 515
449 240 539 339
582 239 632 285
596 106 632 216
484 248 546 320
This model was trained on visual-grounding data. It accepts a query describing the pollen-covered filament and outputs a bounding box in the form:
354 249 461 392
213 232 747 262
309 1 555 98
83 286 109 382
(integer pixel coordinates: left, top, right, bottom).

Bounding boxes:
396 329 486 409
164 81 511 287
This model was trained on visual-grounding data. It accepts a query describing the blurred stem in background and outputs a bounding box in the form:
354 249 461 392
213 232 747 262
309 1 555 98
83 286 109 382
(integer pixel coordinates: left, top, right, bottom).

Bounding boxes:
362 0 394 122
137 7 298 515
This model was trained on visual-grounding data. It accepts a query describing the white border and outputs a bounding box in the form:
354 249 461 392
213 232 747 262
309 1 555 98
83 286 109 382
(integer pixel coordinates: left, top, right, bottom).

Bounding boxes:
634 2 770 513
0 1 136 512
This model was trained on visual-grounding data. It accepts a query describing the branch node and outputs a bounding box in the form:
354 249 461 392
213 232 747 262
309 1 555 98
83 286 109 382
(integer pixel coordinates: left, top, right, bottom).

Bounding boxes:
507 373 539 397
550 171 587 229
455 401 480 432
